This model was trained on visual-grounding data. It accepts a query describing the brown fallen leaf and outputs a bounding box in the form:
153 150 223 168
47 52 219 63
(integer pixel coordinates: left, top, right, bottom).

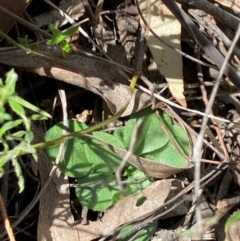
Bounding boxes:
76 179 188 241
0 0 32 41
0 44 151 117
138 0 186 107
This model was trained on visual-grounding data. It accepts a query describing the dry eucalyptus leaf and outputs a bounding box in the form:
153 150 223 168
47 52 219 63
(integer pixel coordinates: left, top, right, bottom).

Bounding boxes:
0 0 32 41
0 44 151 116
138 0 186 107
76 179 187 241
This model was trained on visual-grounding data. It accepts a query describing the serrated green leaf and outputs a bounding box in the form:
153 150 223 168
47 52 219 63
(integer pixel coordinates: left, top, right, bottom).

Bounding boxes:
11 158 24 192
18 142 36 156
17 35 33 47
123 107 171 155
8 130 26 138
75 171 119 211
44 120 92 177
0 119 23 137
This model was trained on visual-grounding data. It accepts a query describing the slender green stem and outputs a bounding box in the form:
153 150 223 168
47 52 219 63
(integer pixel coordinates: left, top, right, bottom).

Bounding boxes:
0 29 55 59
33 100 130 150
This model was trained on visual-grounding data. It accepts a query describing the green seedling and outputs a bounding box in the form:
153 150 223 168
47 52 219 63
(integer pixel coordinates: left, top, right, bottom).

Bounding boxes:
43 102 190 241
47 24 79 55
44 107 190 212
0 69 51 192
17 35 38 51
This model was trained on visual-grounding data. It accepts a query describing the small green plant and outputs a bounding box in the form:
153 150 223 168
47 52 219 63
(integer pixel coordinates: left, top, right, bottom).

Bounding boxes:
17 35 38 50
44 107 190 211
43 105 191 240
0 69 51 192
47 24 79 55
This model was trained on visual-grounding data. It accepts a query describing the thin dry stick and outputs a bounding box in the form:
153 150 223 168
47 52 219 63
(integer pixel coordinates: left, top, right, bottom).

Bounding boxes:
162 0 240 88
43 0 108 58
115 164 228 240
4 0 232 127
195 46 229 159
0 193 16 241
81 0 96 25
0 6 52 39
189 9 240 59
115 118 143 196
95 0 104 23
49 86 68 172
45 0 220 104
139 84 235 124
193 24 240 237
135 0 218 70
177 0 240 30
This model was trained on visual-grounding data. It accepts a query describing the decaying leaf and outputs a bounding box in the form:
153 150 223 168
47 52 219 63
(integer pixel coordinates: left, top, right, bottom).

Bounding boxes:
0 44 151 117
76 179 188 241
138 0 186 107
0 0 32 41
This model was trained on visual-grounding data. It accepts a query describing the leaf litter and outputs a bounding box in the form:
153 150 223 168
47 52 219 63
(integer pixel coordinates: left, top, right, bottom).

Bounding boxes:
1 0 240 241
